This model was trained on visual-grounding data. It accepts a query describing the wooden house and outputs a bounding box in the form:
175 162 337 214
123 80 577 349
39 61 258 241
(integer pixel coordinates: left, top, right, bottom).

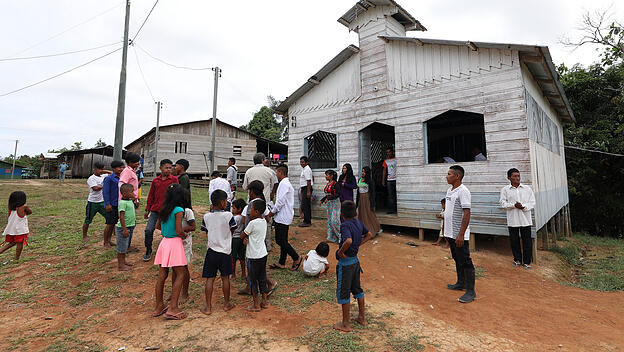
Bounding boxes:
275 0 573 248
57 146 122 178
0 160 26 179
39 152 60 179
125 119 287 177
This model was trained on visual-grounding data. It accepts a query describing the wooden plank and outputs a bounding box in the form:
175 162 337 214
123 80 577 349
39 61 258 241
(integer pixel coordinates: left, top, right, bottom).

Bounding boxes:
419 228 424 241
532 238 538 263
470 232 476 252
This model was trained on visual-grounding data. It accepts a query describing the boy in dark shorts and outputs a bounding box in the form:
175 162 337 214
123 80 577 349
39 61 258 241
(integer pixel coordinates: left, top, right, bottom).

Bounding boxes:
82 162 111 242
334 200 373 332
103 160 125 248
201 189 237 315
231 198 247 279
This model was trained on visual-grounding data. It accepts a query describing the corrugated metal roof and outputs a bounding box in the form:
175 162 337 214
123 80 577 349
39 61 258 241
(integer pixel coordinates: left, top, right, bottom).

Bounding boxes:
380 36 575 122
275 45 360 115
338 0 426 31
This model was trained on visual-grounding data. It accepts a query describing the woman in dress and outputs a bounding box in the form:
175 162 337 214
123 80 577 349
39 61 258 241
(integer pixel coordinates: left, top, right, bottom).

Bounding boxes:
320 169 341 243
338 163 358 203
356 166 381 235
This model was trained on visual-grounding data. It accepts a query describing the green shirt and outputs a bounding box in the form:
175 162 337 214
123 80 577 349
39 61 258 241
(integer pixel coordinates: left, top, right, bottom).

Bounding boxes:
178 173 190 191
117 199 136 227
162 206 184 238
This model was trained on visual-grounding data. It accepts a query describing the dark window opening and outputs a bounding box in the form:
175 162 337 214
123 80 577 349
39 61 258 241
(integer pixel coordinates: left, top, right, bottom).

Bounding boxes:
232 145 242 157
175 141 188 154
426 110 487 163
305 130 336 169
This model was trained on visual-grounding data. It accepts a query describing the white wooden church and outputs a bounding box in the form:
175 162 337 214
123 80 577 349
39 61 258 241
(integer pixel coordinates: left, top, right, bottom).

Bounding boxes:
275 0 573 247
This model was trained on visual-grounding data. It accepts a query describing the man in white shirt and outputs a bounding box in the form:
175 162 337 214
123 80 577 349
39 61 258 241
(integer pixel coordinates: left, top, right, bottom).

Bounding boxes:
299 156 313 227
444 165 476 303
262 157 279 201
242 153 276 202
226 157 238 195
208 171 232 209
268 165 301 269
500 168 536 269
382 147 398 214
473 147 487 161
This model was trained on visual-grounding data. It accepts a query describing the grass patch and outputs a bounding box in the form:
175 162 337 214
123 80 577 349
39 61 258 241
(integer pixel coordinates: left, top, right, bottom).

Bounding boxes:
475 267 488 279
388 334 425 352
302 328 370 352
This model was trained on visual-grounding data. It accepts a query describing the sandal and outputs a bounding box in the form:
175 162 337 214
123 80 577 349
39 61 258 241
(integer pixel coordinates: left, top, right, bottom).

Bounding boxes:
267 282 279 298
269 263 285 270
164 311 188 320
290 258 303 271
151 306 168 317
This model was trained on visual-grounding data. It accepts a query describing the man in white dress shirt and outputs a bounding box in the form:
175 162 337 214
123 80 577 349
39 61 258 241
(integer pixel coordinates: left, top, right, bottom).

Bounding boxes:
209 171 233 209
268 165 301 269
499 168 536 269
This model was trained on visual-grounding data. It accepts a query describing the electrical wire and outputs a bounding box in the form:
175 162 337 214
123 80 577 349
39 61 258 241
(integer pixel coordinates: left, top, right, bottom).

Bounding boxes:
564 145 624 157
0 47 122 98
134 44 213 71
0 42 122 62
131 0 159 42
11 1 124 56
132 46 156 102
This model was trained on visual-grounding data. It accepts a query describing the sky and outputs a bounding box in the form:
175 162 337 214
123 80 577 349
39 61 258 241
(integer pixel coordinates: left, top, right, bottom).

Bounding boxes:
0 0 621 157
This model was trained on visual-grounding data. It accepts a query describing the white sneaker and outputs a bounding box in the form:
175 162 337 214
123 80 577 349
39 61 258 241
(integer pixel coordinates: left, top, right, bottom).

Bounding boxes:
513 261 521 267
523 264 532 270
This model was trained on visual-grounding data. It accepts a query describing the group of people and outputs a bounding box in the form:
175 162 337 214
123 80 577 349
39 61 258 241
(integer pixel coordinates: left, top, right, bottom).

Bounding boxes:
1 148 537 331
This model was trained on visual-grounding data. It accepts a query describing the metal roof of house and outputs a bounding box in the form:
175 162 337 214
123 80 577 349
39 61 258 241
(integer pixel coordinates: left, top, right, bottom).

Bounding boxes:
275 45 360 115
57 145 118 157
0 160 27 169
338 0 426 31
379 36 575 122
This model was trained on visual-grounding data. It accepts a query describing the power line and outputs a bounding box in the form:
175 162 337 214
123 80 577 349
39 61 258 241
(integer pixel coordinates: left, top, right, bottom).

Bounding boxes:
564 145 624 157
132 45 156 102
131 0 159 42
0 47 122 98
12 1 124 56
0 42 122 62
134 44 213 71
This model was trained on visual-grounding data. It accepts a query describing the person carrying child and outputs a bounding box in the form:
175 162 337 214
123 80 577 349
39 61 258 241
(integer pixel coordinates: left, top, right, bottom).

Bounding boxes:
116 184 136 271
433 198 449 248
230 198 247 279
103 160 125 248
301 242 330 277
200 189 237 315
82 162 112 242
1 191 32 260
334 201 373 332
268 164 301 270
152 184 191 320
240 198 270 312
444 165 476 303
144 159 179 261
320 169 341 243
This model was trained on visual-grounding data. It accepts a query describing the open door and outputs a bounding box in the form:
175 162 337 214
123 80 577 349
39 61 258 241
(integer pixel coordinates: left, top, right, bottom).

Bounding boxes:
358 122 395 212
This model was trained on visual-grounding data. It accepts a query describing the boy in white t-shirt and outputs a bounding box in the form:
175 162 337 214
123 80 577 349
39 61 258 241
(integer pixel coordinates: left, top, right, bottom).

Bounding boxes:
200 189 237 315
302 242 330 277
240 198 269 312
444 165 476 303
82 162 111 242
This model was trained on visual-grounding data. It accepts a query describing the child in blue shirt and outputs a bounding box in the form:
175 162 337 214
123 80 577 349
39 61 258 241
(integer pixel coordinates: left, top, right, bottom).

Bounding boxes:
333 201 373 332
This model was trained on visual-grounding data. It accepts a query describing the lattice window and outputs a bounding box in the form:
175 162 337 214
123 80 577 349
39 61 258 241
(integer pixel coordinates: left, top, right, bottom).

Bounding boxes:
304 131 337 169
232 145 242 157
425 110 487 163
175 141 188 154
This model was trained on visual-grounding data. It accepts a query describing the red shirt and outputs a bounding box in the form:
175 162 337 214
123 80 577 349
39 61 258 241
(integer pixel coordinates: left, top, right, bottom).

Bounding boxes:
146 175 179 212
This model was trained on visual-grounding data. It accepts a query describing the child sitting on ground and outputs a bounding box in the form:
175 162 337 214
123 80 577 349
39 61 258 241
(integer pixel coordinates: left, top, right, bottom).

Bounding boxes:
200 189 237 315
433 198 449 248
231 198 247 280
1 191 32 260
240 198 269 312
334 201 373 332
302 242 330 277
116 184 136 271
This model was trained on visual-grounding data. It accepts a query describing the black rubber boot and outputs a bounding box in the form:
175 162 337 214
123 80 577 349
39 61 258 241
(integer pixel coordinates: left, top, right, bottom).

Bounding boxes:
458 268 476 303
446 264 465 290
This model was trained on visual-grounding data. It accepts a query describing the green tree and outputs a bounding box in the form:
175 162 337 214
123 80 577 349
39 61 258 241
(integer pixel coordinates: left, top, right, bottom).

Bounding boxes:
94 138 107 147
562 9 624 65
48 141 83 153
2 154 43 176
240 96 286 142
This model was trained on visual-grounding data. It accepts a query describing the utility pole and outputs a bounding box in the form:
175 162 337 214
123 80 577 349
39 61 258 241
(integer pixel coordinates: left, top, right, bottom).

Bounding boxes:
10 140 18 180
113 0 131 161
153 101 162 176
210 67 221 172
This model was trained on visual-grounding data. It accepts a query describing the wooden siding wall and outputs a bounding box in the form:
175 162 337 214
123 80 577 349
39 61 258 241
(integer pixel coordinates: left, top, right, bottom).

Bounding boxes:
522 64 569 230
288 19 533 235
67 153 115 178
289 54 362 115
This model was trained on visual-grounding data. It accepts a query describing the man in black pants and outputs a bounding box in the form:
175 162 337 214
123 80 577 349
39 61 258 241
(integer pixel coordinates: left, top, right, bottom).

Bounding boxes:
500 168 536 269
268 165 302 269
298 156 313 227
444 165 476 303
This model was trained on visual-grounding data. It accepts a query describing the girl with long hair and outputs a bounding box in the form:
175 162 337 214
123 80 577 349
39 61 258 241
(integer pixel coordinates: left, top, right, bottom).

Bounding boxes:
356 167 381 235
338 163 358 203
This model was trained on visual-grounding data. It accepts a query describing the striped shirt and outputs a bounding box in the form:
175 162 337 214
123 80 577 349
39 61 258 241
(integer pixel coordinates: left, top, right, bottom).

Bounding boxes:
443 184 471 240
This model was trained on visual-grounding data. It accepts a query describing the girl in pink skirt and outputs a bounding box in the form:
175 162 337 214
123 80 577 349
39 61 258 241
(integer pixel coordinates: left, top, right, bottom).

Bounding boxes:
152 184 190 320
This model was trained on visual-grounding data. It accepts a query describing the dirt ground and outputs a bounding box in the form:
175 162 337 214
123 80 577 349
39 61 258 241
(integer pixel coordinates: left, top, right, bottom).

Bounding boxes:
0 180 623 351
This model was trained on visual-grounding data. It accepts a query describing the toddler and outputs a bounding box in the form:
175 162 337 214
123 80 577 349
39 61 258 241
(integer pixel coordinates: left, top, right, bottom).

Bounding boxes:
302 242 330 277
1 191 32 260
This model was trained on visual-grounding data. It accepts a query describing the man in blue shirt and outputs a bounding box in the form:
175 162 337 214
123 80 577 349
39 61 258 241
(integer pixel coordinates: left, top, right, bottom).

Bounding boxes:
103 160 125 248
58 161 68 183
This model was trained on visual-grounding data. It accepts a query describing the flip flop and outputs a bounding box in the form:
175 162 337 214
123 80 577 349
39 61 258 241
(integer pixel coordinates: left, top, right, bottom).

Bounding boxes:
269 263 285 270
164 311 187 320
267 282 279 298
290 258 303 271
151 306 168 317
237 289 251 296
